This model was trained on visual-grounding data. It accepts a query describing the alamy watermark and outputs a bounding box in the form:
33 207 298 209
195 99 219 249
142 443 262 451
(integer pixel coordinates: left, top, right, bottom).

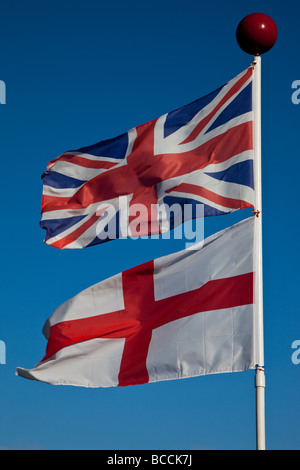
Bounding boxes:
0 340 6 365
95 196 204 249
0 80 6 104
291 80 300 105
291 340 300 365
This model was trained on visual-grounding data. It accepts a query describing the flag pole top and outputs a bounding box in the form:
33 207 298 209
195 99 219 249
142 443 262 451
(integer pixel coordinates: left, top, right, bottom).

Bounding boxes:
236 13 278 56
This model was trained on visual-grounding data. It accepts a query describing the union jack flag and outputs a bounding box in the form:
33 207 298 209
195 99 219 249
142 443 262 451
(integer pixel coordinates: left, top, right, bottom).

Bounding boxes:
41 66 254 249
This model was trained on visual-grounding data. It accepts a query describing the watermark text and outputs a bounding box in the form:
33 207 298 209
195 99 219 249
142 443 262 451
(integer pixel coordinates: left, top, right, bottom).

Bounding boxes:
291 340 300 365
0 80 6 104
95 197 204 249
0 340 6 364
291 80 300 104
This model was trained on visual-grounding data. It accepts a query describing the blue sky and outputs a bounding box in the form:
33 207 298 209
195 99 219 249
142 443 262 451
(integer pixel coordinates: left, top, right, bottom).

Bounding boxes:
0 0 299 450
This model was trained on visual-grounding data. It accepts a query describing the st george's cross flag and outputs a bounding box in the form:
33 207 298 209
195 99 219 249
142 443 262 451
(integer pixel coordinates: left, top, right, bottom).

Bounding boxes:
40 67 255 249
16 217 257 388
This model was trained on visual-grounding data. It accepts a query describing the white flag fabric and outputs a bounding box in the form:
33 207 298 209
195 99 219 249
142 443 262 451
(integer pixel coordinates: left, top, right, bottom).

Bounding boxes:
16 217 257 388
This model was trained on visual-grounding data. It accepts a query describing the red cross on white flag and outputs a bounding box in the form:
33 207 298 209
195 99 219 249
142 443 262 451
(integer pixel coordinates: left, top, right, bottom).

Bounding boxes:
16 217 257 387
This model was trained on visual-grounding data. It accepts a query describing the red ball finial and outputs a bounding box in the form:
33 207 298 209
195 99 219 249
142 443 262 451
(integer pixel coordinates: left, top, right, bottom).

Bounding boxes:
236 13 278 55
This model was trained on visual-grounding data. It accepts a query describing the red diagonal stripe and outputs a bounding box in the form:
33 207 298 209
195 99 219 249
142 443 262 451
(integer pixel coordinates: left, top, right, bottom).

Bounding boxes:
49 212 100 249
180 67 253 145
56 155 118 170
166 183 252 210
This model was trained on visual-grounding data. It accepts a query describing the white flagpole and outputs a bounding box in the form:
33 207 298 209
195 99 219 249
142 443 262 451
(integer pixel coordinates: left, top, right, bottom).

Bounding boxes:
236 12 277 451
252 54 266 451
